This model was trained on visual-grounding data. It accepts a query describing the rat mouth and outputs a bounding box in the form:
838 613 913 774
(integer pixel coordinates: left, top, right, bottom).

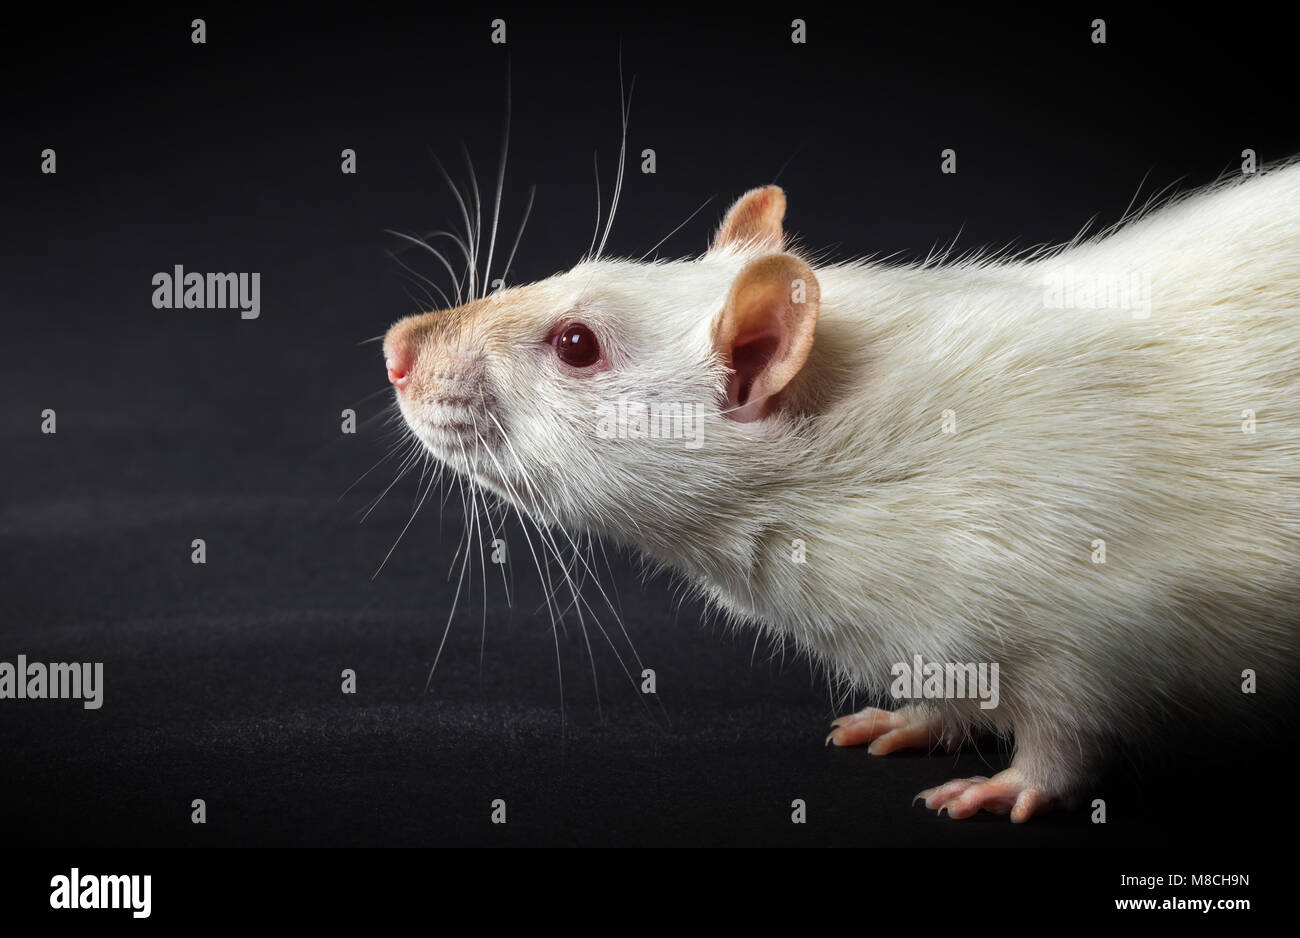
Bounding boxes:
391 380 528 506
403 409 514 497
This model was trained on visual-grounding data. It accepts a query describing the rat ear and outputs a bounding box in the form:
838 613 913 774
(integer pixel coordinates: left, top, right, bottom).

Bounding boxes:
712 253 820 423
710 185 786 253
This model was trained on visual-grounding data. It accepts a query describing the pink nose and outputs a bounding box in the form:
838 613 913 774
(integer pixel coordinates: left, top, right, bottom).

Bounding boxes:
384 333 413 387
383 320 421 388
386 355 409 387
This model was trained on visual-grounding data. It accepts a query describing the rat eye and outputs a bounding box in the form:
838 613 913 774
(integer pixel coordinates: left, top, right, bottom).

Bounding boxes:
553 323 601 368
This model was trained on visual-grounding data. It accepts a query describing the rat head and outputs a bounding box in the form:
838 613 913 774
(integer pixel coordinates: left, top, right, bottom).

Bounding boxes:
382 186 823 570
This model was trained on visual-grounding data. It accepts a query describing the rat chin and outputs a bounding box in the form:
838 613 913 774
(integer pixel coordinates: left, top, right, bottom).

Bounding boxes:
414 432 514 499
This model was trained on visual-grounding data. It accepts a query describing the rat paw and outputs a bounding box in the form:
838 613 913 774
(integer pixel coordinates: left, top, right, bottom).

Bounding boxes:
915 767 1057 823
824 704 949 754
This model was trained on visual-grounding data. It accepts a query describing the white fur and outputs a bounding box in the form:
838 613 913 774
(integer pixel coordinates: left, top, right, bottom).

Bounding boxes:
395 162 1300 800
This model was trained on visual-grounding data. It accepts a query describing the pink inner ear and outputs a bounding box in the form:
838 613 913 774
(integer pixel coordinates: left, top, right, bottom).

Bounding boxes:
729 332 782 407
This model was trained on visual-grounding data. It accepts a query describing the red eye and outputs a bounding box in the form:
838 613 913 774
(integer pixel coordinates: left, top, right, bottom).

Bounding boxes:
553 323 601 368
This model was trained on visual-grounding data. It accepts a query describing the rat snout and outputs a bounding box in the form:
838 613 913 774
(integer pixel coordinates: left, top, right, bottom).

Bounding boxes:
381 309 487 403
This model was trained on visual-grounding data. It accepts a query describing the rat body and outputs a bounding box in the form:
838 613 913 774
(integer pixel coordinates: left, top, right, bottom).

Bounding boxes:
383 164 1300 821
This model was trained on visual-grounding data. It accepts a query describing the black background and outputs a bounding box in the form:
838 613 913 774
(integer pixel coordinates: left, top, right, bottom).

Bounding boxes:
2 4 1297 851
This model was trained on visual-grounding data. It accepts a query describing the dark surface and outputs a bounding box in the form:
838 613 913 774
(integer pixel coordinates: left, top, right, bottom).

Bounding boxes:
2 5 1297 848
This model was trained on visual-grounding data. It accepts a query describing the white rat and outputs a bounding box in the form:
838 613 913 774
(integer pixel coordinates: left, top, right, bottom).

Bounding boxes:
382 164 1300 821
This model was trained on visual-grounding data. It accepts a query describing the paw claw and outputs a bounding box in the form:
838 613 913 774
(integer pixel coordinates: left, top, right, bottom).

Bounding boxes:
922 769 1055 822
821 705 947 752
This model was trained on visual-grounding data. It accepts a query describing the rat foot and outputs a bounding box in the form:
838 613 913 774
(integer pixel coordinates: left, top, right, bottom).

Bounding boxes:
824 704 952 754
915 767 1057 823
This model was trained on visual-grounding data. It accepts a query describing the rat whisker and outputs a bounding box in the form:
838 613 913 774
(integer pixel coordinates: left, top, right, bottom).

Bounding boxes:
480 414 660 726
443 453 474 580
498 184 536 292
594 535 627 627
358 435 424 523
384 233 461 307
638 194 715 262
460 430 569 735
429 150 476 303
426 479 476 693
338 417 411 502
593 57 633 261
398 278 443 316
587 152 602 262
461 440 490 676
482 61 511 299
470 415 513 609
371 452 437 580
344 383 402 412
459 141 483 299
418 228 474 272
